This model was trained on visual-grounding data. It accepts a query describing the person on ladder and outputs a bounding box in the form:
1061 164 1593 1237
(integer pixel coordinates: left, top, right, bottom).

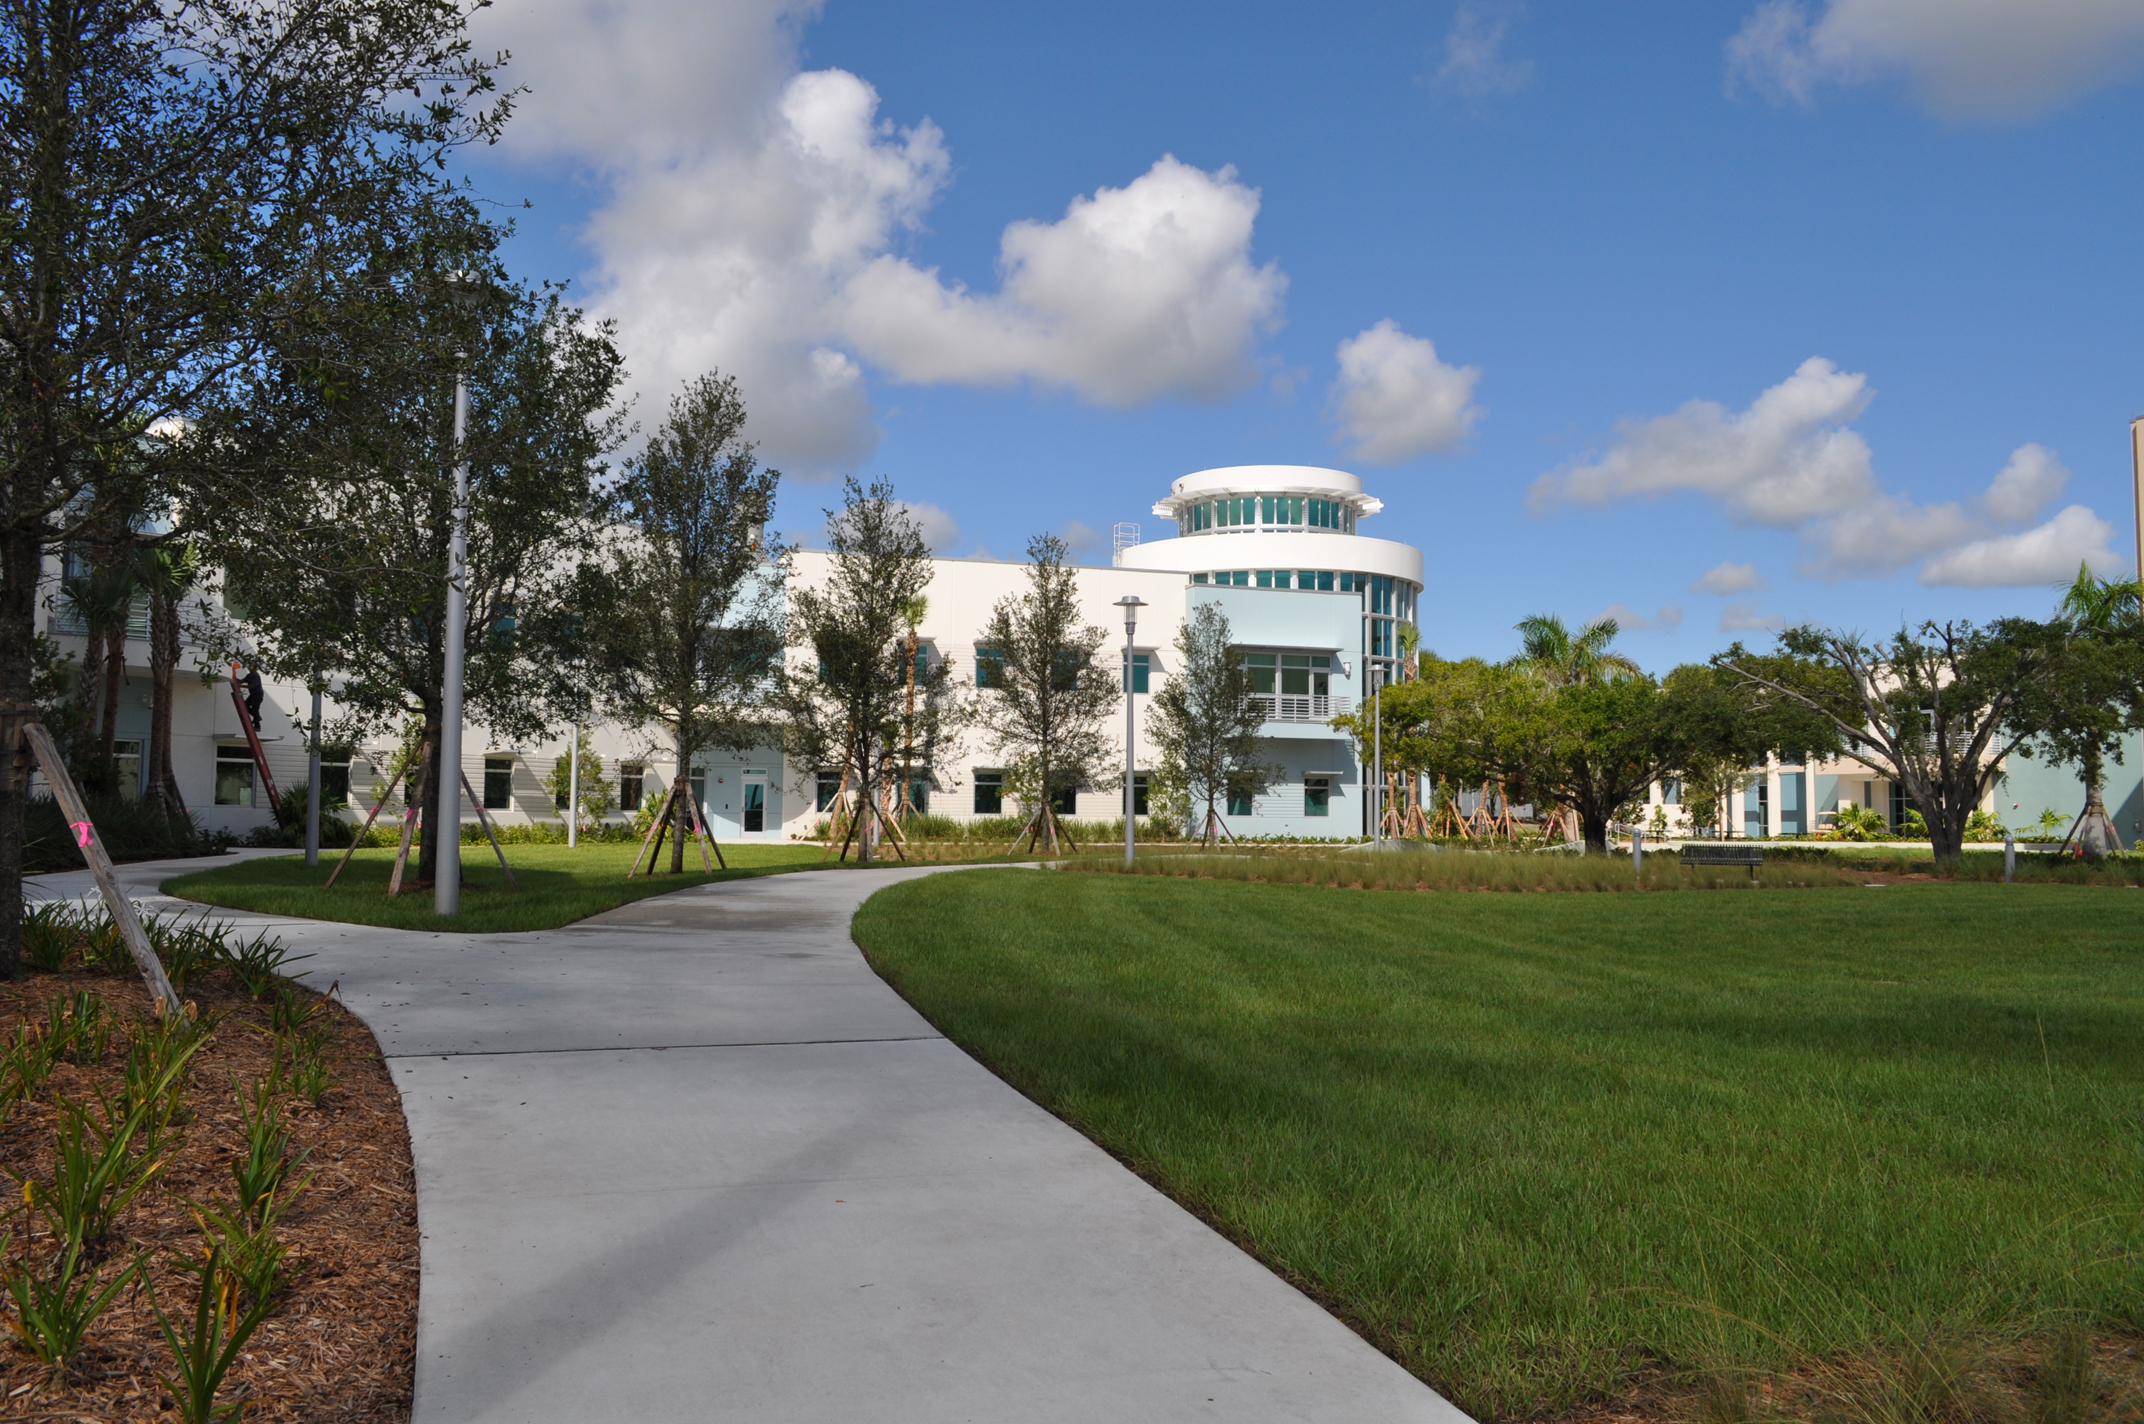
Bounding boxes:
242 667 265 729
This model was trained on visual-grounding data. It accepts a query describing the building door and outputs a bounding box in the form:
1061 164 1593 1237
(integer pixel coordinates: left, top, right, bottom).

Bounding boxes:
742 772 767 834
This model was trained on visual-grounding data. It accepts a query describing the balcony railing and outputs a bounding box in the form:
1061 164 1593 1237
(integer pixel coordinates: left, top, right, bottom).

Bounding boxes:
1249 693 1351 723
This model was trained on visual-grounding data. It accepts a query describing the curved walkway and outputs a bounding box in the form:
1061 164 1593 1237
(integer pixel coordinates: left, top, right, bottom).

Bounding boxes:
30 858 1468 1423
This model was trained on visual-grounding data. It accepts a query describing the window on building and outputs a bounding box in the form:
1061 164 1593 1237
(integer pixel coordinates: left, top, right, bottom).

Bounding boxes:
1304 776 1331 817
817 770 843 812
1888 781 1907 829
1255 569 1274 588
483 756 514 810
321 749 352 807
111 739 142 801
905 775 930 814
1229 570 1249 586
974 770 1004 816
1132 773 1149 817
1191 572 1209 584
1226 780 1255 817
1662 779 1681 806
214 746 254 807
689 767 706 809
1125 652 1150 694
1050 784 1078 816
975 646 1006 689
1316 570 1334 591
619 762 645 812
1243 652 1276 695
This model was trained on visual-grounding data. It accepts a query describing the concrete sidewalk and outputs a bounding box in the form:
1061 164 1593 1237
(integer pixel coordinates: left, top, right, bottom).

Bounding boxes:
29 857 1469 1423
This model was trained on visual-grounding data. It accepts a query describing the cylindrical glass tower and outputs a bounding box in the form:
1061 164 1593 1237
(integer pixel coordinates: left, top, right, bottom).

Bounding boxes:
1115 464 1425 696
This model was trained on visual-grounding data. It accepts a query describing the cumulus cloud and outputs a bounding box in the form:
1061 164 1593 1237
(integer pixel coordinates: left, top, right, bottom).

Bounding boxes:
842 156 1286 405
1328 320 1482 464
1056 520 1105 560
1725 0 2144 120
1719 603 1787 633
1436 2 1535 97
1597 602 1685 633
1691 561 1768 596
1533 359 2125 587
1919 505 2127 586
900 501 963 555
476 5 1285 477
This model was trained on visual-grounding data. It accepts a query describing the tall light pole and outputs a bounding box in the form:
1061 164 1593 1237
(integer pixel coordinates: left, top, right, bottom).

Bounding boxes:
566 725 579 850
1116 595 1145 867
436 326 472 916
2130 415 2143 582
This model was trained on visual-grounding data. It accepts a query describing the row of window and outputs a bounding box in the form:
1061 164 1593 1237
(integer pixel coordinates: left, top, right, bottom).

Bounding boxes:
1192 569 1371 591
1180 496 1356 535
1243 652 1334 697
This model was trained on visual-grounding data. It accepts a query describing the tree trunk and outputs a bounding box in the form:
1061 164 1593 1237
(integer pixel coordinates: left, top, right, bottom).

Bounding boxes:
75 611 104 766
0 524 41 980
145 591 185 819
858 735 874 867
1580 807 1610 855
416 706 444 886
97 617 126 767
670 739 690 874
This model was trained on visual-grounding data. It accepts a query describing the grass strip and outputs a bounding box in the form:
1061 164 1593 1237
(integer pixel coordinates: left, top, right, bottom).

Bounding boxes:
852 870 2144 1420
160 842 831 933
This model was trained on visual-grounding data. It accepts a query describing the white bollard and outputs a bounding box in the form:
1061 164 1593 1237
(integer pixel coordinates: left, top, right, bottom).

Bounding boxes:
2004 828 2015 884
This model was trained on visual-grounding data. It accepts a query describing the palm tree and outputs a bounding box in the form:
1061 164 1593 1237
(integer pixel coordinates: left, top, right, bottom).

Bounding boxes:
1513 613 1641 688
134 541 202 820
2056 561 2143 852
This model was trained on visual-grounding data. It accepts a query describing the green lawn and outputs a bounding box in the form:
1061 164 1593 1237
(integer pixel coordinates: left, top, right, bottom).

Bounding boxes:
162 841 831 932
852 871 2144 1419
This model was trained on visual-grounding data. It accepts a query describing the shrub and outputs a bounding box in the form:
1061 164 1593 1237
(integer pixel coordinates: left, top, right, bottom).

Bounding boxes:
24 792 209 871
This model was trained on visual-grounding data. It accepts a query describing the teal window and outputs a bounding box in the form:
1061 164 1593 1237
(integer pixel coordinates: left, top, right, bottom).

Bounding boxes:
976 646 1006 689
484 756 514 810
1299 570 1317 589
1663 780 1681 806
905 776 930 814
816 770 842 811
1227 782 1254 817
974 771 1004 815
214 746 254 807
1288 496 1303 524
1126 652 1150 694
689 767 706 810
1317 570 1334 591
1244 653 1276 695
1305 777 1331 817
1230 570 1249 586
1191 572 1209 584
1255 569 1274 588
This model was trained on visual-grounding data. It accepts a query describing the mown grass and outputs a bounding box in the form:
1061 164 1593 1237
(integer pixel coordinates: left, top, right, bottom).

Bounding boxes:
1065 847 1862 891
852 871 2144 1421
161 841 829 932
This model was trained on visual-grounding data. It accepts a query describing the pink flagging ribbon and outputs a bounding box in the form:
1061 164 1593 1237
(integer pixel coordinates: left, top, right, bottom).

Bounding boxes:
70 821 93 849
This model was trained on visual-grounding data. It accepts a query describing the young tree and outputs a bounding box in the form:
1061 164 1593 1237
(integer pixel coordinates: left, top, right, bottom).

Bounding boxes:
971 534 1118 852
135 541 203 820
541 730 615 831
0 0 505 970
208 239 625 888
1719 619 2067 861
775 480 948 865
1149 601 1271 844
2043 564 2144 856
579 373 784 872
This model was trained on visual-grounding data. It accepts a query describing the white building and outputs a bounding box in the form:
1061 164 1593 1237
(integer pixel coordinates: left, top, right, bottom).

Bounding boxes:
31 464 1428 844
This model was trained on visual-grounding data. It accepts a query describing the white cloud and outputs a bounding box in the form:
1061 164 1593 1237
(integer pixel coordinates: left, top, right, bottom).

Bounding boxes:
1597 602 1685 633
1725 0 2144 120
900 501 962 555
1533 359 2125 587
1436 2 1535 97
1918 505 2129 586
477 4 1286 478
1719 603 1787 633
842 156 1286 406
1691 561 1768 596
1056 520 1104 560
1328 320 1482 464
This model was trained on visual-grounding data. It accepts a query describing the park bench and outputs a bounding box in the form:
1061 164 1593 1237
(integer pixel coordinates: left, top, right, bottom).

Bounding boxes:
1679 844 1765 877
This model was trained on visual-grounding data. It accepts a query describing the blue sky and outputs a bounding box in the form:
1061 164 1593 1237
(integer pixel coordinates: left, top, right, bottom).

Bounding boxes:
462 0 2144 669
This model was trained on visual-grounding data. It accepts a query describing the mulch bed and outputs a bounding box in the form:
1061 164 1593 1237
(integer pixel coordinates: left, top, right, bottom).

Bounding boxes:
0 966 416 1422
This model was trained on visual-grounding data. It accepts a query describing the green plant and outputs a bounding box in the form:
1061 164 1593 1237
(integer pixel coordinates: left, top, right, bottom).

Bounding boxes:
3 1239 142 1377
221 930 309 1000
20 902 79 972
44 990 111 1066
2028 1322 2104 1424
1964 808 2009 843
122 1012 212 1133
1 1021 57 1102
228 1082 311 1230
1829 802 1891 842
1902 808 1931 839
184 1202 292 1311
76 909 132 976
147 1244 279 1424
267 980 323 1037
18 1092 168 1254
143 912 229 992
2032 809 2067 840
